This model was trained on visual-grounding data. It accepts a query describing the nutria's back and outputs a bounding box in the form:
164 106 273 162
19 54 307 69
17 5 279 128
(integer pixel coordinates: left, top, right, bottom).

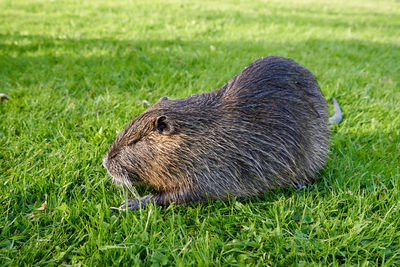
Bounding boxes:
103 56 330 210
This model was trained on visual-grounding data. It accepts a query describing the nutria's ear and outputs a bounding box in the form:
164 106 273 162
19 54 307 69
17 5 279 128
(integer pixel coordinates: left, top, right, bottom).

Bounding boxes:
155 116 174 135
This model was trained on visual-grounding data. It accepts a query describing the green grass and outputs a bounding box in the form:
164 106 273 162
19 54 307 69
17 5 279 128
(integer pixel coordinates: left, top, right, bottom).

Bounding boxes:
1 0 399 265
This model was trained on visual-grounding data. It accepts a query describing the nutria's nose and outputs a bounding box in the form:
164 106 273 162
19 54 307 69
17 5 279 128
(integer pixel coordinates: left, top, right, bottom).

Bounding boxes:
102 156 108 169
103 149 119 168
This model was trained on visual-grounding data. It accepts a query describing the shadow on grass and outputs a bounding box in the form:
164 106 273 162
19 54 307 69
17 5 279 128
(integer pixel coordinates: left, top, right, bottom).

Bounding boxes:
0 33 398 96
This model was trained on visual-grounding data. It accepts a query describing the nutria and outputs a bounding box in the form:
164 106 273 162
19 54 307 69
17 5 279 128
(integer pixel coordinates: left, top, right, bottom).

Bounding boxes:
103 56 342 210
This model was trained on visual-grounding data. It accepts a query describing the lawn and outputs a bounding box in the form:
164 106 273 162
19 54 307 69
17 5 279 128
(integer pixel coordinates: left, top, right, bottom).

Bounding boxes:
1 0 399 265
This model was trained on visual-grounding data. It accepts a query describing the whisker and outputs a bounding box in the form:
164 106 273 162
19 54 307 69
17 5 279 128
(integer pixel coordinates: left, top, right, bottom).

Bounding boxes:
122 174 140 199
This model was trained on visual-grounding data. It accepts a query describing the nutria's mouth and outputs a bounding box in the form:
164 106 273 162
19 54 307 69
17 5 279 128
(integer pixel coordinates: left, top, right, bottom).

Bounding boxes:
103 155 142 199
105 169 140 198
105 169 128 186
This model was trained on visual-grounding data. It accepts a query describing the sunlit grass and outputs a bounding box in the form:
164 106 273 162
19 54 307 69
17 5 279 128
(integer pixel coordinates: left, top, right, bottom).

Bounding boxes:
0 0 399 265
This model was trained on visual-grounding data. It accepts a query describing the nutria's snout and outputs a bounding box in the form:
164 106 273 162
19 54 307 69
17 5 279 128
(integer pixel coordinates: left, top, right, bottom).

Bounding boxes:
102 154 115 180
102 148 122 180
102 155 108 169
103 138 126 177
103 149 115 170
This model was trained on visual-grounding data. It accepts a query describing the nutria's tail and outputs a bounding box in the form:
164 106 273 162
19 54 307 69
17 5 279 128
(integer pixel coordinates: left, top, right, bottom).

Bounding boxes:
328 98 342 125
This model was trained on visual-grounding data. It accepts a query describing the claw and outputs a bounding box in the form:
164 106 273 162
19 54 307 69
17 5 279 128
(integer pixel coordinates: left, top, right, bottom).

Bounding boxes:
120 198 141 211
119 196 155 211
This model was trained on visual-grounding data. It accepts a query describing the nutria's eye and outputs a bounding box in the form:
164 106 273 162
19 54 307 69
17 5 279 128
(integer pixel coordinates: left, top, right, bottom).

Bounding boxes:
128 139 139 146
156 115 174 135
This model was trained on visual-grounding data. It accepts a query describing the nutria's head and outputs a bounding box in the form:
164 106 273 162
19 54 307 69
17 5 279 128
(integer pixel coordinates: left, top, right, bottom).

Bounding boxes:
102 94 222 192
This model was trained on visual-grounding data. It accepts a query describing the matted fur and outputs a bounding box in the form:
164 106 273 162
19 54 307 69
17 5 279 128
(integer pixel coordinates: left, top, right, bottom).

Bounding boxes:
103 56 330 210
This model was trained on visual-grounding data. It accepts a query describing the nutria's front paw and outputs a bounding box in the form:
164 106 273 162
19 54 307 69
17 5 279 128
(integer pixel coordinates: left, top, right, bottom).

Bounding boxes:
120 198 141 211
120 196 154 211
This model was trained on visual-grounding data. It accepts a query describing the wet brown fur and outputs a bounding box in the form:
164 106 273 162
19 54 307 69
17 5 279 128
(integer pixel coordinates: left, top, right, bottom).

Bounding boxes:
103 56 330 210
